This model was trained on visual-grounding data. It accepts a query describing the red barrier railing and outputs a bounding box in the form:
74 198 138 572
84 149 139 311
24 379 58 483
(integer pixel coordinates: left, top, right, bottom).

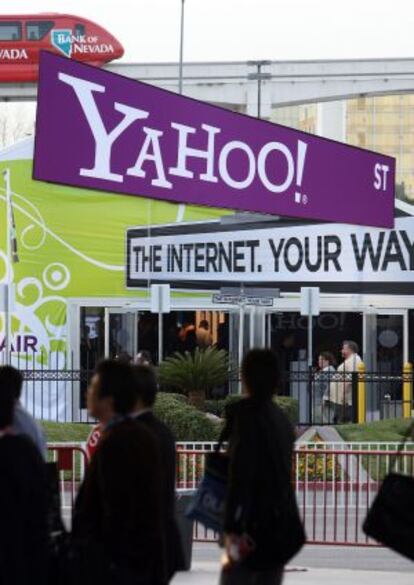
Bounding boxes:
47 444 89 525
177 447 414 546
49 444 414 546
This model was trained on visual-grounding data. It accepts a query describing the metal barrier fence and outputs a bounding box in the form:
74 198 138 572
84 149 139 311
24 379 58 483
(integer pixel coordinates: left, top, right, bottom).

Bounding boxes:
47 443 89 526
176 442 414 545
49 442 414 546
291 363 413 425
12 356 413 424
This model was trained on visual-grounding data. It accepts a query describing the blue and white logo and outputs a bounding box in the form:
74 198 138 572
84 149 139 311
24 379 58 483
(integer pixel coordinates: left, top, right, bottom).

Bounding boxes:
51 29 72 58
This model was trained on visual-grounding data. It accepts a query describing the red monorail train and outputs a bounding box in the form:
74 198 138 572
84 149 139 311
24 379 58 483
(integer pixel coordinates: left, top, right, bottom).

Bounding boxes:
0 14 124 82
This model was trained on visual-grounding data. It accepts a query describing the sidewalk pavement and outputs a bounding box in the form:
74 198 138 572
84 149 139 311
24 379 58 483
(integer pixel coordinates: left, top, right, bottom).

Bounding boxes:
172 565 414 585
172 544 413 585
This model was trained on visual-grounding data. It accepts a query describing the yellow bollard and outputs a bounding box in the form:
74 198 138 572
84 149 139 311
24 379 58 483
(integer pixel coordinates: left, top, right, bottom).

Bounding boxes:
402 362 413 419
357 362 366 424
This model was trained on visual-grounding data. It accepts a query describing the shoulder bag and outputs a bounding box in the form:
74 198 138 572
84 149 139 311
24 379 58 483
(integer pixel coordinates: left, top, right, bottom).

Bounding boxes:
363 422 414 560
185 429 229 533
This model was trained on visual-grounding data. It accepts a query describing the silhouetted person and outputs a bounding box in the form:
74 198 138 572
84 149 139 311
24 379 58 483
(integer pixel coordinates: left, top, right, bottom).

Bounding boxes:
184 329 197 353
0 365 46 458
0 367 48 585
72 360 167 585
220 349 301 585
131 365 185 582
217 322 229 351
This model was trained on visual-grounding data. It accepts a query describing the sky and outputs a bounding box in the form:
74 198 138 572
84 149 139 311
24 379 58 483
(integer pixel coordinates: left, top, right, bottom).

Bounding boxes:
6 0 414 63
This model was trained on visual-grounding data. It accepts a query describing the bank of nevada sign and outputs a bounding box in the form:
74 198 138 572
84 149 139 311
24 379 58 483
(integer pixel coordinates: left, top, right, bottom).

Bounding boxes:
34 51 395 228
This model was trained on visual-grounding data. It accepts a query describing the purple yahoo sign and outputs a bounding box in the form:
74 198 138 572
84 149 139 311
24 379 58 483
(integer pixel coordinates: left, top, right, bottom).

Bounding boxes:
33 52 395 228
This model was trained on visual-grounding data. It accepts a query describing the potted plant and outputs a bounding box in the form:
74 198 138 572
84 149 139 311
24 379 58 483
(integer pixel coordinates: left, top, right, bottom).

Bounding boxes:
159 346 230 410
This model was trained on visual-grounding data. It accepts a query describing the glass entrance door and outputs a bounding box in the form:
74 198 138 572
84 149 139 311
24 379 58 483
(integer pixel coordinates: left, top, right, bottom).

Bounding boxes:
364 311 406 373
105 309 138 360
364 310 407 419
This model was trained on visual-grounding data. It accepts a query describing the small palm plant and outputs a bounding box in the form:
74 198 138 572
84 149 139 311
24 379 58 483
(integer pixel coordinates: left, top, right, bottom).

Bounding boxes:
159 346 230 410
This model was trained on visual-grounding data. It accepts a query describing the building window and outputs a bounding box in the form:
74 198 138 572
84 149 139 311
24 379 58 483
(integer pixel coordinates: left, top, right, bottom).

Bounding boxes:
75 23 86 37
0 22 22 41
357 97 366 111
26 21 54 41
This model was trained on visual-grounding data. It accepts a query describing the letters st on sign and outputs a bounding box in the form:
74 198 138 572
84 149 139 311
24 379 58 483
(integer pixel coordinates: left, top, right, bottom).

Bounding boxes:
34 52 395 228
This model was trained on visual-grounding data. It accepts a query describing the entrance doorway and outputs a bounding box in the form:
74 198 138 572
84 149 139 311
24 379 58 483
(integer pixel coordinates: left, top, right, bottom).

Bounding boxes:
269 311 363 395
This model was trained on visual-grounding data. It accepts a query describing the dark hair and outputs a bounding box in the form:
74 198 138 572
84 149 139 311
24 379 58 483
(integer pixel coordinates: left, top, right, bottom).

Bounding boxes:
319 351 336 367
94 360 136 415
343 340 359 354
132 365 158 408
241 349 280 400
0 366 21 428
0 365 23 400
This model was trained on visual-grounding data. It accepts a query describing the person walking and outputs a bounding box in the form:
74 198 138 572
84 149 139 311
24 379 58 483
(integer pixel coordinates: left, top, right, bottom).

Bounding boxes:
328 341 362 423
0 368 49 585
72 360 167 585
131 364 185 582
0 365 47 459
220 349 304 585
313 352 336 424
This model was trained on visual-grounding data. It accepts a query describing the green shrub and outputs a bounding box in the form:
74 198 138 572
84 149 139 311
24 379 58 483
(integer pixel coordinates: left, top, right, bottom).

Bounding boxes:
154 392 219 441
161 392 188 404
159 347 231 409
275 396 299 426
204 399 225 418
204 395 299 426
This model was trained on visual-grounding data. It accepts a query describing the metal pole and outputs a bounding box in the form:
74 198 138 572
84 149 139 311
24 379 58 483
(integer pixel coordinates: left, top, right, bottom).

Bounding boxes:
238 304 244 394
257 63 261 118
158 312 163 364
176 0 186 223
307 289 313 424
3 168 11 364
307 289 313 368
307 316 313 369
178 0 185 95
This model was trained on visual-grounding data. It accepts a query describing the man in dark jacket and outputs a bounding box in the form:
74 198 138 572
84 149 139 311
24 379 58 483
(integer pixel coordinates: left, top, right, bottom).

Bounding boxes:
0 366 48 585
131 365 185 581
72 360 167 585
220 349 304 585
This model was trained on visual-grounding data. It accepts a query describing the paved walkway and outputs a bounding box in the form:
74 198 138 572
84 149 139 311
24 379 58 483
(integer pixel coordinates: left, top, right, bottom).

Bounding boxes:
172 566 414 584
172 544 413 584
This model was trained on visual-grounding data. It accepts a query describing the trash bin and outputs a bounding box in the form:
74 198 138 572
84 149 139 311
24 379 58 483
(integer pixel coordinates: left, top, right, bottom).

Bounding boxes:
175 492 195 571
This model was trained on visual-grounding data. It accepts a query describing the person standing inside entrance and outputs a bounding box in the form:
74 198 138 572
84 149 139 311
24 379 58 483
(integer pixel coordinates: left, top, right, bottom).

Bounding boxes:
328 341 362 423
313 352 336 424
196 320 213 348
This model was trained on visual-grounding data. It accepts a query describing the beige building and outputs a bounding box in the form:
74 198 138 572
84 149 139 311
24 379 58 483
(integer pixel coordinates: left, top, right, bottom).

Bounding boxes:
271 95 414 202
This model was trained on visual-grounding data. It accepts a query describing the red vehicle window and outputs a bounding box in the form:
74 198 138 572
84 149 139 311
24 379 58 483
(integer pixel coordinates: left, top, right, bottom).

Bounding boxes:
75 23 86 37
26 21 54 41
0 22 22 41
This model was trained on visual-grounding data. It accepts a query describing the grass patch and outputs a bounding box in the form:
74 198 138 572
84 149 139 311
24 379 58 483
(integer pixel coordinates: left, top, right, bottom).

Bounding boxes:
40 421 93 443
336 418 413 443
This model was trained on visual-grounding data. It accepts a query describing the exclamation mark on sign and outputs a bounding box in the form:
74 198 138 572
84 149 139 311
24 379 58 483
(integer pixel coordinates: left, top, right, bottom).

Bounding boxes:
295 140 308 204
